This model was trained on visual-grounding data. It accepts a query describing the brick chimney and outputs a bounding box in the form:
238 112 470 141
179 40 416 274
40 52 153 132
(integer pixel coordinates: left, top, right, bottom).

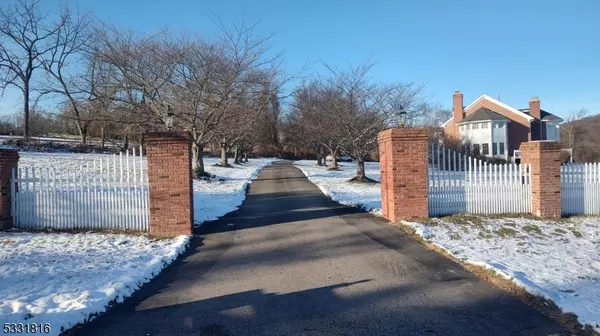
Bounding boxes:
529 96 541 120
453 91 464 123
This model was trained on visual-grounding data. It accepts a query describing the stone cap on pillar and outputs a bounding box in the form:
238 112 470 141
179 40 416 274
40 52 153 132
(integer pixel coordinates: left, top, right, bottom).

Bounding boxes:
378 127 429 143
145 131 191 144
0 149 19 162
520 140 562 152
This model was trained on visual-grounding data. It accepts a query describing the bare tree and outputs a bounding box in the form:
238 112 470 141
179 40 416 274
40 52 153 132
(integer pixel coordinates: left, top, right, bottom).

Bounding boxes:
290 81 348 169
561 108 590 161
38 7 92 143
322 62 427 182
169 37 234 176
0 0 66 138
212 77 274 167
288 82 331 166
90 27 181 129
170 19 282 175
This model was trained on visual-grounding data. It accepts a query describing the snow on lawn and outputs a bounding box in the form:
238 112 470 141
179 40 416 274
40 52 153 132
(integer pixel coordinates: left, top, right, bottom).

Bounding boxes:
3 152 275 334
293 160 382 215
0 232 189 336
404 217 600 331
294 160 600 331
17 152 275 225
193 158 275 225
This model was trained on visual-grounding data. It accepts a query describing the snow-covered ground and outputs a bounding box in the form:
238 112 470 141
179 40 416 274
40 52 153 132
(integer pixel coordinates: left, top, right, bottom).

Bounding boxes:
405 217 600 331
0 152 275 334
193 158 275 225
0 232 189 335
294 160 382 215
294 160 600 331
17 152 275 226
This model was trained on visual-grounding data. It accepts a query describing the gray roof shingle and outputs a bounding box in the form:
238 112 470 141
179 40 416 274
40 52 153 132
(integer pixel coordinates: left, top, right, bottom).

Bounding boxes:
457 108 510 124
518 108 563 122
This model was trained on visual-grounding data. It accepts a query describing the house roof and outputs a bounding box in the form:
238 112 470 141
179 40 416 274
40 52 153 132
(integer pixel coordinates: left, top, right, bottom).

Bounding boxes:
518 108 564 123
457 107 510 124
442 94 536 127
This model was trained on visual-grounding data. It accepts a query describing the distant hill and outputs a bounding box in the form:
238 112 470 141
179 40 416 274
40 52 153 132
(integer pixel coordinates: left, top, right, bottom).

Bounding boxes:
560 113 600 162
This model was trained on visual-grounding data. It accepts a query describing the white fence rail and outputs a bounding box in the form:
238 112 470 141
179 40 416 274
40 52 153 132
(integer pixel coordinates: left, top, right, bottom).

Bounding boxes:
561 163 600 215
11 148 149 231
428 144 531 216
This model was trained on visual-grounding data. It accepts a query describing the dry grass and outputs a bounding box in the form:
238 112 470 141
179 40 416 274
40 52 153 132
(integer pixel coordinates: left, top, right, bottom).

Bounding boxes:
571 230 584 238
2 228 158 238
496 227 519 238
522 224 543 235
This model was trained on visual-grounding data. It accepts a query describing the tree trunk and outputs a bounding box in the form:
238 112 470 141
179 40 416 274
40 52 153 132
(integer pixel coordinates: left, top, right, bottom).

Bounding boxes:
192 142 206 177
192 142 200 171
23 85 30 139
330 149 339 170
317 156 323 166
76 122 88 145
220 141 229 167
243 152 248 163
234 146 241 164
100 124 106 149
355 159 366 180
123 135 129 152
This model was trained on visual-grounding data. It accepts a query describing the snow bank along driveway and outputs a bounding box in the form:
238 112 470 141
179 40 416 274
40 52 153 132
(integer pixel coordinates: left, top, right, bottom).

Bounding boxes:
192 158 275 225
293 160 382 215
0 232 189 335
294 160 600 332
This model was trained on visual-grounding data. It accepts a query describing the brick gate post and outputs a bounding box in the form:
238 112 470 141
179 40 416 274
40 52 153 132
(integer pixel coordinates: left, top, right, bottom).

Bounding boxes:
145 132 193 237
519 141 562 218
377 128 429 222
0 149 19 230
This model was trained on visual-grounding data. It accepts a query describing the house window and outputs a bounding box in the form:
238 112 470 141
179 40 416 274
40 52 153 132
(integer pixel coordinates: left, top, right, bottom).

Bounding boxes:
473 144 481 156
482 144 489 155
492 143 498 155
472 123 479 129
495 122 504 129
481 122 489 129
499 143 505 155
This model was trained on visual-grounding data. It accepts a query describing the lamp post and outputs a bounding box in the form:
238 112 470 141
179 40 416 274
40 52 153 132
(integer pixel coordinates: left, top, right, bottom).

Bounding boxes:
398 106 407 128
164 105 174 130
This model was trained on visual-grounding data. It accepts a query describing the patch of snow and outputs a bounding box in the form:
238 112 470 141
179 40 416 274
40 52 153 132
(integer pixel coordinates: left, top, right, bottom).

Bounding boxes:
0 232 189 335
193 158 275 225
293 160 381 215
293 160 600 331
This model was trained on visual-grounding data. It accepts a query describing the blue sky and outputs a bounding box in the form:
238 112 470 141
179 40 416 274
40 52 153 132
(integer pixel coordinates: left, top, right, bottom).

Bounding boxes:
1 0 598 118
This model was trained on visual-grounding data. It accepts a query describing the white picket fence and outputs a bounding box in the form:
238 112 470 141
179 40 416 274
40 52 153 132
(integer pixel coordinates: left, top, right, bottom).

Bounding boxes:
428 144 531 216
561 163 600 215
11 148 149 231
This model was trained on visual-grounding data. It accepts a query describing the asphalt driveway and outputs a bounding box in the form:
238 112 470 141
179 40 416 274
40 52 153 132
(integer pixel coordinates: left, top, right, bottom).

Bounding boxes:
72 162 567 336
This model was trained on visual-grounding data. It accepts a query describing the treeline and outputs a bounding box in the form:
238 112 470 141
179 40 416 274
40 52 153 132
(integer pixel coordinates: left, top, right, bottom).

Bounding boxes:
0 0 284 177
1 0 447 181
282 63 446 181
561 109 600 162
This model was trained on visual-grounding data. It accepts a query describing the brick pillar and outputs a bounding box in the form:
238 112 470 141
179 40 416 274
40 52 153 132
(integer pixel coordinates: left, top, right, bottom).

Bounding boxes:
0 149 19 230
377 128 429 222
519 141 562 218
145 132 193 237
